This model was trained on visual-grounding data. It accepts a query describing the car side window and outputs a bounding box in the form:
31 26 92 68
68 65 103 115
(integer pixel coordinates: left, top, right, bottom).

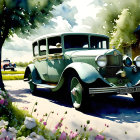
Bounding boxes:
33 42 39 57
90 36 107 49
39 39 46 56
48 36 62 54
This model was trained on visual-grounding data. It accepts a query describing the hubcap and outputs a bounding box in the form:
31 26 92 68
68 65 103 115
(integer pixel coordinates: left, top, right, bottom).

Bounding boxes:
70 77 82 108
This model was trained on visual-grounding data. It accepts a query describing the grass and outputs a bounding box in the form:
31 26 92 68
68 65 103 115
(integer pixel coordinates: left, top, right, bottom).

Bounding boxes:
2 70 25 80
2 75 24 80
2 71 25 74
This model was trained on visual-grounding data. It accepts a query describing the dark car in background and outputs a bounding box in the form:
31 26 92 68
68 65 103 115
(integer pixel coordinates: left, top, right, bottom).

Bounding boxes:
1 60 16 71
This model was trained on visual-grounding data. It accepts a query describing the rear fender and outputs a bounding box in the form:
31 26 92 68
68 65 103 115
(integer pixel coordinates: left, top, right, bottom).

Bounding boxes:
24 64 42 84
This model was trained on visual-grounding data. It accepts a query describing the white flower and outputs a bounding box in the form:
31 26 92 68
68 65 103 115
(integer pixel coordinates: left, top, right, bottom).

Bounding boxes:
24 117 36 129
7 131 16 139
0 120 8 128
26 132 45 140
8 127 17 134
7 127 17 139
7 127 17 140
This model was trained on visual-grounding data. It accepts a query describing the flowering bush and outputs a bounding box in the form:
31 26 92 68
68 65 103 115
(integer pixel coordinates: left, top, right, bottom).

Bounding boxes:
0 89 108 140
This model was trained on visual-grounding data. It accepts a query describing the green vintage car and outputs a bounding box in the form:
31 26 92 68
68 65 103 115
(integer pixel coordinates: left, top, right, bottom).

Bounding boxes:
24 32 140 110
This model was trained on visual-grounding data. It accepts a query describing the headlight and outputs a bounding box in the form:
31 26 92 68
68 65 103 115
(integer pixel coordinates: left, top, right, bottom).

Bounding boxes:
123 56 132 67
134 55 140 68
95 55 107 67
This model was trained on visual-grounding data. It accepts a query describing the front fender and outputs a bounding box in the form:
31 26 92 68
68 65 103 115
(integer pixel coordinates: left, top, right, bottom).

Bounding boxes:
124 66 140 85
63 62 108 84
24 64 42 84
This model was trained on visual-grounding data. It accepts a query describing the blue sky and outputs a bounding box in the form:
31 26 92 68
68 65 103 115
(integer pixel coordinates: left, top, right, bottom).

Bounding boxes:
2 0 102 62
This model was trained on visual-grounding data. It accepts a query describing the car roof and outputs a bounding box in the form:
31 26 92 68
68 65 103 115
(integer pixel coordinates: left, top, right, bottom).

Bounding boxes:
32 32 109 44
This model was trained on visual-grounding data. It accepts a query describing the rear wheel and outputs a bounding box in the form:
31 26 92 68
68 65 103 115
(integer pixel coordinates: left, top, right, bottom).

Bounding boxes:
28 73 37 94
68 73 89 110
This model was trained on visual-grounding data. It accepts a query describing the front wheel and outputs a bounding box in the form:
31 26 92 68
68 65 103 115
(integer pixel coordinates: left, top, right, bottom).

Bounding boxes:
68 73 89 110
28 73 37 94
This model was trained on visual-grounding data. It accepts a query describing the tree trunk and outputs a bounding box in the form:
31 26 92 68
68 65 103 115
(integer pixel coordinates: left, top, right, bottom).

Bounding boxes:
0 45 5 90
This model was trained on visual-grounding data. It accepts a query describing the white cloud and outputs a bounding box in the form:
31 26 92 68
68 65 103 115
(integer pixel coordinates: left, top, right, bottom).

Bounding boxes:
2 0 102 62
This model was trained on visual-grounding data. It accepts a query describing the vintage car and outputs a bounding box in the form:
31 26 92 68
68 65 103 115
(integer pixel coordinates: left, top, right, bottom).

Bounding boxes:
1 60 16 71
24 32 140 110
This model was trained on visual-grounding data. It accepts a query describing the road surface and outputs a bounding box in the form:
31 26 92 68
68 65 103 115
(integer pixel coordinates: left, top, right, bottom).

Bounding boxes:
4 80 140 140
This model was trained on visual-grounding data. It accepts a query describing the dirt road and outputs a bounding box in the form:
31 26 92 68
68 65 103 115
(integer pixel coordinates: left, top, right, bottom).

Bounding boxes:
4 80 140 140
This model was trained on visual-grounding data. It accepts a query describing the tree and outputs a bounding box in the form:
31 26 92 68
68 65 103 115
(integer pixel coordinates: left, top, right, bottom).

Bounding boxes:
0 0 63 90
97 0 140 50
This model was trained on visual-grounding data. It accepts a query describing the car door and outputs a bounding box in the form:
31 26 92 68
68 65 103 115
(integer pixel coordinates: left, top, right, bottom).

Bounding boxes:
33 39 49 81
47 36 65 83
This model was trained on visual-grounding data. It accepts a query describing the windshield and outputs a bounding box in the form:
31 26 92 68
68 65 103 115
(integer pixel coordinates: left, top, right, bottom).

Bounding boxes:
64 35 89 49
90 36 108 49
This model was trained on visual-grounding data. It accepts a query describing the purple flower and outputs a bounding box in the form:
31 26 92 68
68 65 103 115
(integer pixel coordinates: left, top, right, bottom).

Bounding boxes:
0 99 4 105
59 131 67 140
43 122 47 126
4 99 8 106
95 134 105 140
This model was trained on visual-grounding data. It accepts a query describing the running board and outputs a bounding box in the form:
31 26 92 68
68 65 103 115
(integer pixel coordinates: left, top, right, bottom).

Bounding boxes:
36 83 57 89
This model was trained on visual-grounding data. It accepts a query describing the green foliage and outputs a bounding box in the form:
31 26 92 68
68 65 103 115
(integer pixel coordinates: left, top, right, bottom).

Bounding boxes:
0 0 64 89
98 0 140 50
0 0 63 38
110 9 137 50
15 61 32 67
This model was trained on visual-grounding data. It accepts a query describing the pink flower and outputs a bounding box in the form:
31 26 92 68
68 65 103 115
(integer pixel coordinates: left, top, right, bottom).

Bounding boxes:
0 99 4 105
61 117 64 121
89 127 93 131
69 132 78 139
0 128 6 133
52 129 57 134
105 124 109 127
40 118 44 122
43 122 47 126
95 135 105 140
55 122 62 129
5 136 10 140
72 132 78 137
59 131 67 140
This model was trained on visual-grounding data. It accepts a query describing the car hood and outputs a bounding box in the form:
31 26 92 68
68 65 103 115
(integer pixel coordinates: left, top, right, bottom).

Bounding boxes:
65 49 121 57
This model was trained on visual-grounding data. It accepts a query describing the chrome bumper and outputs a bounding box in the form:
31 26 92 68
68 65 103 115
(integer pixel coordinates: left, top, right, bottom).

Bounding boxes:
89 86 140 95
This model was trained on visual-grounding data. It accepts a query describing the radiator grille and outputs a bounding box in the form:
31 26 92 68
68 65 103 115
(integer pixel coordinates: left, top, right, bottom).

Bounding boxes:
101 55 123 77
107 55 123 66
